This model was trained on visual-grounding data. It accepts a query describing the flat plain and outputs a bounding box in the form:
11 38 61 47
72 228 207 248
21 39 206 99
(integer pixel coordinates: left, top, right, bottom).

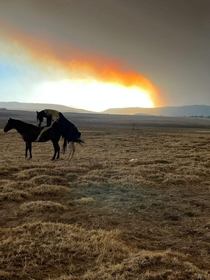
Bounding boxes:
1 111 210 279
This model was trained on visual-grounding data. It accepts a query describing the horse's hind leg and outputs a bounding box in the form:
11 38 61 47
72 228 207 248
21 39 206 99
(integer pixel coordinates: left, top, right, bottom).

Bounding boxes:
51 143 56 161
36 121 56 142
68 142 75 162
56 143 60 159
51 141 59 161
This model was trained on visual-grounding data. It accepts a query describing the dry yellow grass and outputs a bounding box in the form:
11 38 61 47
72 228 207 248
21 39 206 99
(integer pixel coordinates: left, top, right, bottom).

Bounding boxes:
75 197 96 204
29 184 71 196
76 250 210 280
16 167 62 180
1 124 210 279
29 175 68 185
20 201 68 212
1 222 209 280
0 222 128 279
4 181 35 190
0 184 30 202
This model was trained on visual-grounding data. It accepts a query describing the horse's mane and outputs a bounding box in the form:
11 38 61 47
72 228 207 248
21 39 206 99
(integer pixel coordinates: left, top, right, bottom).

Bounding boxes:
11 119 40 130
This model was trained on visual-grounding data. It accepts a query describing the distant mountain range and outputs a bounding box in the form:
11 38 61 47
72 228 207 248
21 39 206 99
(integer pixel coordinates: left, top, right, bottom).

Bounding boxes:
103 105 210 117
0 102 92 114
1 102 210 117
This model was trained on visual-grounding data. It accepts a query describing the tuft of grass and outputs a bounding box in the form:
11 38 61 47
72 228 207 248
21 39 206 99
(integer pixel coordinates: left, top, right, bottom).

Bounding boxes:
0 183 30 202
29 184 71 196
0 270 11 279
16 168 62 180
0 179 14 186
163 173 201 186
75 197 95 204
29 175 67 186
176 166 210 177
0 188 30 202
20 201 68 213
4 181 34 190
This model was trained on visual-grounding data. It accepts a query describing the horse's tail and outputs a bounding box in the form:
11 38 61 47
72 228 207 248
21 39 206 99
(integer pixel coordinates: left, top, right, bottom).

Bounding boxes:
75 138 85 145
66 131 85 145
63 137 84 153
62 137 68 154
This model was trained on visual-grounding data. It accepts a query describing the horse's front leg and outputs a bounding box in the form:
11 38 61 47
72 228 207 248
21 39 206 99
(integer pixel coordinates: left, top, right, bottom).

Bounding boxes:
25 143 28 159
28 142 32 159
51 141 57 161
56 143 60 159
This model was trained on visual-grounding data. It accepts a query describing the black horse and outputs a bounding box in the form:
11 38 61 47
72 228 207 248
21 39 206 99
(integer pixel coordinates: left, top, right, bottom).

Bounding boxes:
4 118 61 160
36 109 84 161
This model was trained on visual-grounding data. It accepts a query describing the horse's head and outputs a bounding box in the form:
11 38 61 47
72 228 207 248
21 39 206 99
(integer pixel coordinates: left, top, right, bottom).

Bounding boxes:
4 118 14 132
36 111 43 127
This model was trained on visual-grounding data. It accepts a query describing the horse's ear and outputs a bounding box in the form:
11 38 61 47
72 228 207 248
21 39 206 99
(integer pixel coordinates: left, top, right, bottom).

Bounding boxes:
36 111 38 114
9 117 11 120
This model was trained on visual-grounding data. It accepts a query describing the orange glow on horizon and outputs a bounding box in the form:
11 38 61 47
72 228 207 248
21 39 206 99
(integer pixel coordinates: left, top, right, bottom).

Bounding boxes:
1 22 166 109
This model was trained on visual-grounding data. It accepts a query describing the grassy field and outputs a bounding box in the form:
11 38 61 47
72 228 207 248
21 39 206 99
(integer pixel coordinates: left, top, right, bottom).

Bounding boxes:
1 112 210 279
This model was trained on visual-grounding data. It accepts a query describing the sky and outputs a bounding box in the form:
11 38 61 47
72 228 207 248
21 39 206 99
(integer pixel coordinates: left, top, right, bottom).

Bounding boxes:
0 0 210 112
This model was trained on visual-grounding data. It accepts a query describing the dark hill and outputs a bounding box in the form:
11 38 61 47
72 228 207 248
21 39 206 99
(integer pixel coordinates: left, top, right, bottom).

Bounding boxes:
103 105 210 117
0 102 93 113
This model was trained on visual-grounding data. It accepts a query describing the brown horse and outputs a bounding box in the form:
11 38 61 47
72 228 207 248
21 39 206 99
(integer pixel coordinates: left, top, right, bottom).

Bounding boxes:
4 118 61 160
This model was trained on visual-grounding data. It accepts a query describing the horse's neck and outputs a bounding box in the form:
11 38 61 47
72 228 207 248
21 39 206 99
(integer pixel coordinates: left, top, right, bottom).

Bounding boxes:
13 121 28 134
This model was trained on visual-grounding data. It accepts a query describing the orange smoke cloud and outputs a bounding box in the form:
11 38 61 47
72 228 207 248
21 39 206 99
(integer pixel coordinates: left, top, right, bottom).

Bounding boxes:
1 22 165 107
